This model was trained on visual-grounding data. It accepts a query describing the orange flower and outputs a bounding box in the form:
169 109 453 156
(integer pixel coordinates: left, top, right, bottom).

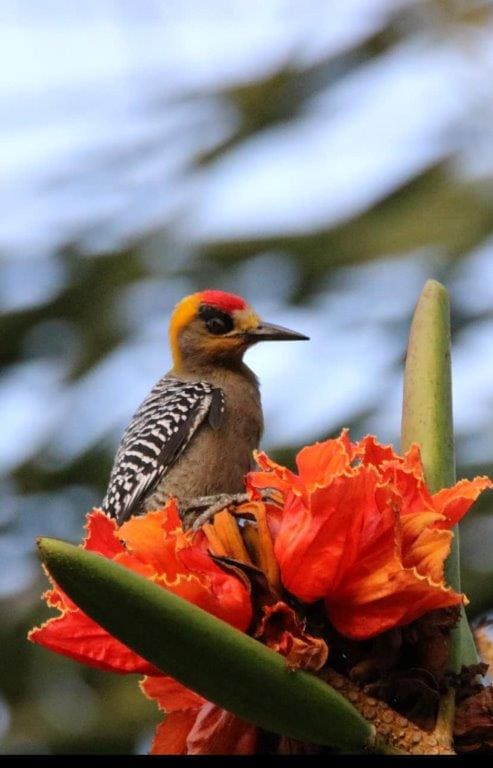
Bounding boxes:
247 431 492 640
200 507 328 671
141 677 258 755
254 601 328 671
29 500 252 673
28 430 493 754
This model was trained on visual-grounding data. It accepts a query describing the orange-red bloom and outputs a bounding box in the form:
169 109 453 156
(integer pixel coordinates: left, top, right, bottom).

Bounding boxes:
200 507 328 671
29 500 252 673
254 601 328 671
141 676 258 755
247 431 492 640
29 430 493 754
30 502 257 756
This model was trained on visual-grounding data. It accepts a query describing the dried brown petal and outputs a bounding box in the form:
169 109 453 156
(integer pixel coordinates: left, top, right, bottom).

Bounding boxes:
254 601 328 671
402 606 460 675
454 685 493 753
448 662 489 704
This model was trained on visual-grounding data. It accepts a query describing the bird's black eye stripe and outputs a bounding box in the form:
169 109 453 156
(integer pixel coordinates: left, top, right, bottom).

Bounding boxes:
198 305 234 335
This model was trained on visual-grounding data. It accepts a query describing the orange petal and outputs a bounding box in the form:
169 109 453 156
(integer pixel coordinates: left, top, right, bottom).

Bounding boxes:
432 476 493 528
141 676 257 755
248 503 280 592
32 502 251 671
295 430 353 489
186 703 258 755
403 526 453 584
274 466 381 602
401 443 427 479
44 587 64 609
140 676 204 711
254 450 293 477
29 610 158 674
205 509 252 564
263 500 284 541
113 550 157 579
83 509 123 556
355 434 399 467
328 568 463 640
246 450 298 501
400 507 453 583
118 503 184 575
116 502 254 634
321 488 400 608
257 433 491 641
151 711 199 754
202 522 229 558
380 459 434 518
255 601 328 671
175 547 253 631
246 471 292 502
39 511 126 616
400 509 446 540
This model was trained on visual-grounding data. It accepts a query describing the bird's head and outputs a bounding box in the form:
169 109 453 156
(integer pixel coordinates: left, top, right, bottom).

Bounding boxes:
169 289 309 371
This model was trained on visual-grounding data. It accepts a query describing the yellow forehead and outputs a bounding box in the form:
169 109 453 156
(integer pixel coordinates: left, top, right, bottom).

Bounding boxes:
233 307 260 331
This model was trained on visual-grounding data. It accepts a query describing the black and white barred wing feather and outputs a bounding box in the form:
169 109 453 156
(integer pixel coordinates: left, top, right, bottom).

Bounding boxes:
102 377 224 524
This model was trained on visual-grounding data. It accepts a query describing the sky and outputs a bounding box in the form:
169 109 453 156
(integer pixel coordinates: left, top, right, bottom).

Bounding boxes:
3 0 493 255
1 0 493 600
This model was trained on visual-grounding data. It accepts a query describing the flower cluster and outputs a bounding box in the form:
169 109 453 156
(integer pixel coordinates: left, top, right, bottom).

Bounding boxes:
30 432 492 754
247 431 491 639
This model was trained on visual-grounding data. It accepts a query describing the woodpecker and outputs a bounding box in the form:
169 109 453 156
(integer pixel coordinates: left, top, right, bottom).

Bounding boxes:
102 289 308 526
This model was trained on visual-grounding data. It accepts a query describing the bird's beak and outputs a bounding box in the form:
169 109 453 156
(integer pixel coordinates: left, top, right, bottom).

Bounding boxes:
245 321 309 342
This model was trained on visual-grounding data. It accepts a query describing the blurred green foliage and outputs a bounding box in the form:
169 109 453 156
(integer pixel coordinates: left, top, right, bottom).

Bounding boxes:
2 1 493 754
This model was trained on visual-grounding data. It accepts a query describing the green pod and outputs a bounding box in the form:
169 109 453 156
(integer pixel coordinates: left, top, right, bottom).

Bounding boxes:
401 278 477 671
37 537 378 752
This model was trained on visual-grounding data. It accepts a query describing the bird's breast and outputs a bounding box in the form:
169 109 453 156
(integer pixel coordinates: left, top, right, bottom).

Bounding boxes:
145 370 263 506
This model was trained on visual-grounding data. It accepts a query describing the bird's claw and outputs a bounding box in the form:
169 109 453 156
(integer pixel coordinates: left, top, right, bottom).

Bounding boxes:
181 492 249 532
180 487 283 532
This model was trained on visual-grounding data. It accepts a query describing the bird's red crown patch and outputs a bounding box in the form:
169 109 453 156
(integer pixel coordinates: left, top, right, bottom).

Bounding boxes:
200 290 248 314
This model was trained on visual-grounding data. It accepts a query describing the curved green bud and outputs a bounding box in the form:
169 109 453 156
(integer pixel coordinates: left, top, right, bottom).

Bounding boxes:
37 537 377 753
401 278 476 671
401 279 455 492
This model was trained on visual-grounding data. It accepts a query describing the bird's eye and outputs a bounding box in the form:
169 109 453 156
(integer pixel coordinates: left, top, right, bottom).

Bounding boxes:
199 305 234 335
206 316 229 334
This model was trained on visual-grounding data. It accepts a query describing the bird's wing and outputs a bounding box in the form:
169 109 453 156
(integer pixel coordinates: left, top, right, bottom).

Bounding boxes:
102 378 224 524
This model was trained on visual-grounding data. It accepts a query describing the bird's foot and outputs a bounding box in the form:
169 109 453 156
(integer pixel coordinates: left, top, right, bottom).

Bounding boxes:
181 492 249 532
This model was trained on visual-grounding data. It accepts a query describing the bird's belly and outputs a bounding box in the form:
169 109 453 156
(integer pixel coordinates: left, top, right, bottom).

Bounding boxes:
143 417 260 510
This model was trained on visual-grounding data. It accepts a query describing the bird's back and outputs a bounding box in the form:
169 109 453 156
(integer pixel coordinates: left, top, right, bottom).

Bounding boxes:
102 363 263 522
147 365 263 509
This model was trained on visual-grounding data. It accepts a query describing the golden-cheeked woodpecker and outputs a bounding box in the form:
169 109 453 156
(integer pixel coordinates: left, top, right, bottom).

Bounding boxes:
102 289 308 527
